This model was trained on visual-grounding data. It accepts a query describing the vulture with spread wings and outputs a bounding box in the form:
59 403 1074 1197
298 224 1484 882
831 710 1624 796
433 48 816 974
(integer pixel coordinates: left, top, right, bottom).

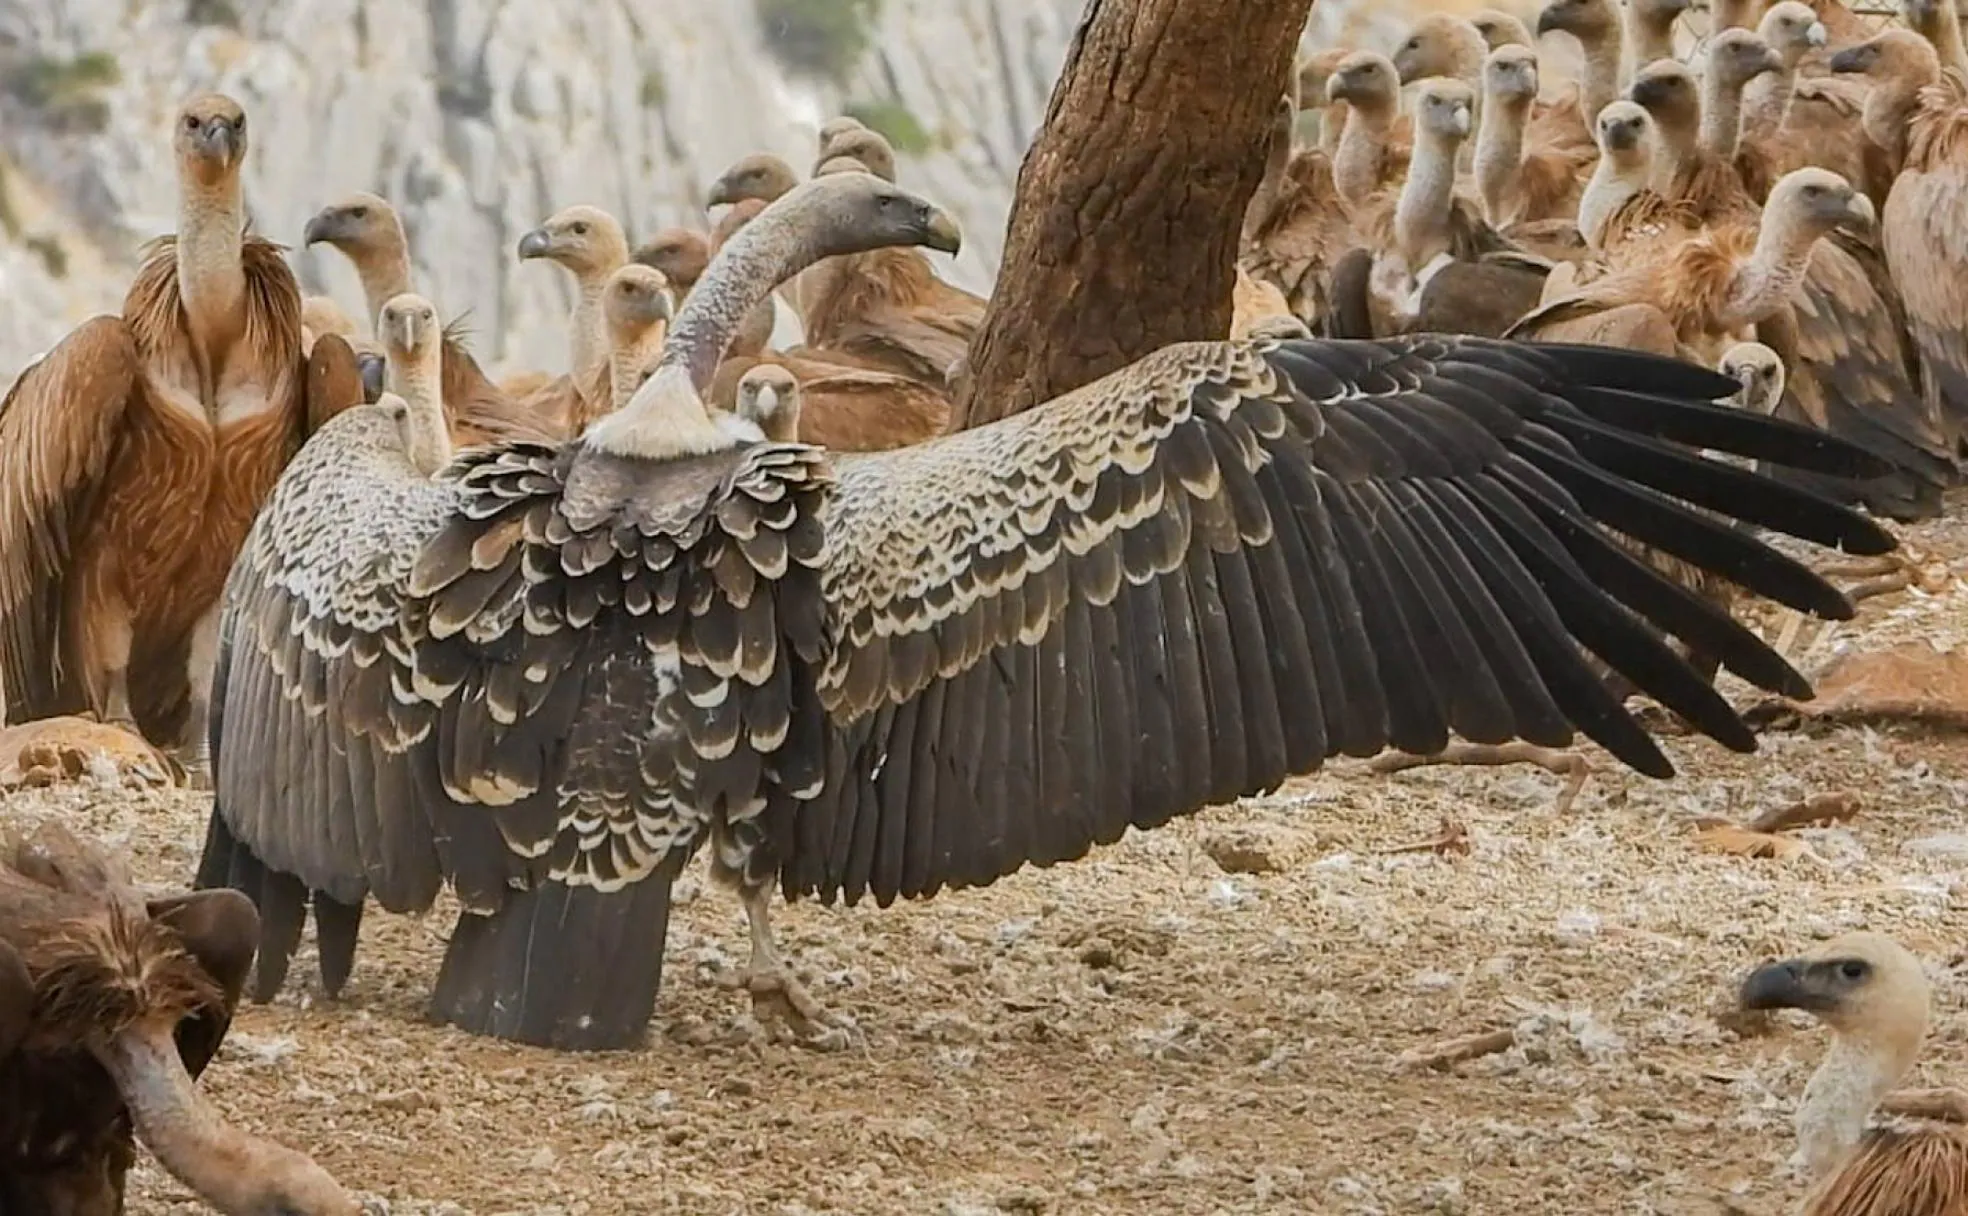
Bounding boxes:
197 173 1894 1052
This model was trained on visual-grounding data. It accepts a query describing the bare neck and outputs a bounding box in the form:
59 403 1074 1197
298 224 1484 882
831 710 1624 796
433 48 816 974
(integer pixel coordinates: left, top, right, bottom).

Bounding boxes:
1712 0 1755 29
176 184 247 365
1927 13 1968 76
1649 112 1701 189
1475 97 1529 225
1724 214 1822 325
388 349 450 474
352 240 414 329
569 260 625 386
1701 74 1750 157
1626 13 1679 75
1335 102 1396 209
1579 156 1647 247
1795 1037 1910 1180
96 1018 351 1215
607 322 667 411
1744 64 1795 133
1582 29 1626 122
1395 134 1460 266
1863 69 1934 165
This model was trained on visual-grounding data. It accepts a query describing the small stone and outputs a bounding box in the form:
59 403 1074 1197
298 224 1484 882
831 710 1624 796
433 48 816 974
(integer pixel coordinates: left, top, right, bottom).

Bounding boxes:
1200 826 1288 874
1078 939 1117 969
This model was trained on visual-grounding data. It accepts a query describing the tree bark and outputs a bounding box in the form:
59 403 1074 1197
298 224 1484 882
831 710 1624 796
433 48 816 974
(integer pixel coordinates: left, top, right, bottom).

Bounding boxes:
950 0 1316 429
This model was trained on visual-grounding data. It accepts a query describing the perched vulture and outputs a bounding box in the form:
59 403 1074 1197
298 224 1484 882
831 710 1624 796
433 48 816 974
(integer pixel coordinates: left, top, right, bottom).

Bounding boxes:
1475 46 1590 227
306 192 556 447
0 93 356 778
1242 93 1360 332
632 227 711 300
733 363 800 442
516 205 631 435
377 293 462 475
0 820 355 1215
816 126 897 181
1326 52 1413 214
1738 933 1968 1216
707 153 801 210
197 172 1894 1058
600 264 675 410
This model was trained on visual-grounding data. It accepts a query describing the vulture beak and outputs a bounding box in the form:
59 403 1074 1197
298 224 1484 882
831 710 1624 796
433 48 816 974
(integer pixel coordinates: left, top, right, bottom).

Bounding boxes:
200 117 238 163
753 383 780 416
1806 21 1828 47
1629 75 1673 108
1534 5 1565 36
302 210 338 246
357 352 387 404
1838 192 1878 236
1739 958 1838 1013
516 227 554 260
922 206 963 256
1828 44 1871 73
1451 104 1473 137
706 174 741 208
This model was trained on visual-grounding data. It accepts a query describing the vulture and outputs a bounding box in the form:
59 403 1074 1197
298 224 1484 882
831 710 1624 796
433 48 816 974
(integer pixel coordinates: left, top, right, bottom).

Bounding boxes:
1720 340 1787 416
711 198 778 361
195 170 1897 1057
1739 932 1968 1215
1327 52 1413 213
0 819 355 1215
378 293 463 474
1536 0 1627 135
306 192 557 447
1832 29 1968 457
707 154 801 210
1739 3 1887 206
1469 8 1535 50
1242 92 1361 331
600 264 675 409
1296 47 1354 155
816 115 867 150
734 363 800 442
633 227 711 300
817 126 897 181
1899 0 1968 78
0 93 355 780
1476 45 1591 227
516 205 631 435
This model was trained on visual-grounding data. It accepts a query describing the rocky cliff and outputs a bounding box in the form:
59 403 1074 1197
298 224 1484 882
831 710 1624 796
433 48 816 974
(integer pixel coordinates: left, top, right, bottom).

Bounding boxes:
0 0 1441 383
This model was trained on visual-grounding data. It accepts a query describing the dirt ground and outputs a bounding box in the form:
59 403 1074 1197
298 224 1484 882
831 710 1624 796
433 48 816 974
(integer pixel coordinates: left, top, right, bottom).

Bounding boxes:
10 509 1968 1216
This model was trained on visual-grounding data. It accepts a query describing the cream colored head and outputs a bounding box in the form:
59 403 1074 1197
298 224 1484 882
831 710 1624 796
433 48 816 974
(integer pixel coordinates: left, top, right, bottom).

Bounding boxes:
1628 57 1701 131
1758 1 1829 64
1484 44 1541 103
602 264 673 345
1595 98 1653 158
173 93 248 191
632 227 710 291
1296 47 1352 108
1828 27 1942 82
1471 9 1535 49
734 365 801 443
1767 167 1875 238
1718 342 1785 413
817 115 867 149
377 292 440 367
516 205 628 276
817 126 898 182
1707 27 1784 87
1739 931 1931 1078
303 192 402 255
1414 78 1477 143
1327 51 1402 111
706 153 801 208
1392 15 1488 83
1536 0 1620 43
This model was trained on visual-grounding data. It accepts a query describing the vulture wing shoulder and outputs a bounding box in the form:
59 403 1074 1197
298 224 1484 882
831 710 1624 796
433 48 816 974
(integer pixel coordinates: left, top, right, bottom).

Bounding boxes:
305 332 366 436
0 317 142 719
1884 84 1968 433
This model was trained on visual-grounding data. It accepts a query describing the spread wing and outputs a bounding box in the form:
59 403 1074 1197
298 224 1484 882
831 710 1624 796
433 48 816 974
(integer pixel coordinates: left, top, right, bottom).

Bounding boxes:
0 318 141 722
778 336 1895 906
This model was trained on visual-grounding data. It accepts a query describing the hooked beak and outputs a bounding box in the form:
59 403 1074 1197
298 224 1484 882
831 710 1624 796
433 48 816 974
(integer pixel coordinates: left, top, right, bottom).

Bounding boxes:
1629 76 1673 109
1535 5 1564 36
1828 44 1871 73
1451 104 1473 136
516 228 553 260
706 174 741 208
199 118 238 164
754 383 780 415
1806 21 1828 47
302 211 338 247
923 206 963 256
1738 958 1835 1013
1838 193 1878 236
357 352 386 404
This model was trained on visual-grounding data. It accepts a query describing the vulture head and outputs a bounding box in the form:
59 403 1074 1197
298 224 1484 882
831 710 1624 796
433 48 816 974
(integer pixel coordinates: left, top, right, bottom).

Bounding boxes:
1327 51 1402 112
707 154 800 208
1391 15 1488 85
1470 9 1535 50
1768 166 1876 240
516 205 629 276
603 264 675 337
816 114 868 151
377 292 439 366
303 192 399 253
1295 47 1351 109
734 364 801 443
1534 0 1618 42
357 350 386 403
1896 0 1956 38
817 127 898 182
813 154 873 179
1718 342 1786 414
1758 1 1829 65
1828 27 1940 81
1738 931 1929 1075
1628 58 1701 134
1594 99 1653 157
1630 0 1694 28
710 198 769 251
1414 77 1477 143
769 171 962 258
633 227 711 293
1483 44 1541 104
1706 27 1783 89
174 92 248 188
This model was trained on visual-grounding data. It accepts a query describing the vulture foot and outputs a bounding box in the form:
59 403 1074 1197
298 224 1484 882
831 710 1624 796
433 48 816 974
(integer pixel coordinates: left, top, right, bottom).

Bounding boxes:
1768 548 1945 663
741 887 855 1052
1369 743 1593 814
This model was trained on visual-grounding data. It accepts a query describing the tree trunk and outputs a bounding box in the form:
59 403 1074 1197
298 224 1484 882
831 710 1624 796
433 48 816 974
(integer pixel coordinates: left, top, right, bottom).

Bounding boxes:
950 0 1315 429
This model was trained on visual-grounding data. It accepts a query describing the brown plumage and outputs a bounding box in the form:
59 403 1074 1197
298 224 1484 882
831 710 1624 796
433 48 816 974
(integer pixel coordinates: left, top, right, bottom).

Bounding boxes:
304 191 557 447
0 818 355 1214
1741 5 1889 207
1327 52 1414 215
1739 933 1968 1216
1535 0 1632 153
0 94 334 777
1470 8 1534 48
1834 29 1968 457
515 204 630 435
599 264 674 410
632 226 710 299
816 126 897 181
1476 46 1591 226
1242 94 1360 331
707 153 800 208
196 168 1897 1063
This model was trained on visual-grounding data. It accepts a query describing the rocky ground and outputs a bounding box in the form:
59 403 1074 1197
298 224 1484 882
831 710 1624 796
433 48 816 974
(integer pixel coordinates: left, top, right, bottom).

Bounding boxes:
7 506 1967 1216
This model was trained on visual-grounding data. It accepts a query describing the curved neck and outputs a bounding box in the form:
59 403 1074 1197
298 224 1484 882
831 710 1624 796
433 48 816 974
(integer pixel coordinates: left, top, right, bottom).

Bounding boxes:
1581 27 1626 122
1743 66 1794 135
388 343 450 473
352 238 413 327
1795 1037 1911 1180
1700 73 1749 157
1723 216 1821 326
1318 100 1349 156
1926 12 1968 76
568 260 625 386
1648 109 1700 188
1395 134 1460 266
1334 103 1396 209
1475 97 1529 225
1863 69 1934 167
177 180 246 365
1626 12 1678 75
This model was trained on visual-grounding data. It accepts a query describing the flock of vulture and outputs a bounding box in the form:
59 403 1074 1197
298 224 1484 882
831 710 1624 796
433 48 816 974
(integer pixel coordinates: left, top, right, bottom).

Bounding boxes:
0 0 1964 1208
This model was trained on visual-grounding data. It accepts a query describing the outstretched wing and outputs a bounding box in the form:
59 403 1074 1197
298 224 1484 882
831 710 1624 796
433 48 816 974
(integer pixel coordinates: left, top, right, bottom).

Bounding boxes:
0 318 141 722
780 336 1895 907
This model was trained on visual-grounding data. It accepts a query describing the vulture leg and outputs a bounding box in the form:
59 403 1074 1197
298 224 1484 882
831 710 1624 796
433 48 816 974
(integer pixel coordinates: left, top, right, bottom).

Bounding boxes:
740 885 851 1050
1369 743 1594 814
84 592 139 734
0 940 30 1064
175 605 225 788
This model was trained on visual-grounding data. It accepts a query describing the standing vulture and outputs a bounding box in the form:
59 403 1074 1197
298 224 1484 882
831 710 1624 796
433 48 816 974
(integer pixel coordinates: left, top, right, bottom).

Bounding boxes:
0 94 350 779
196 172 1896 1054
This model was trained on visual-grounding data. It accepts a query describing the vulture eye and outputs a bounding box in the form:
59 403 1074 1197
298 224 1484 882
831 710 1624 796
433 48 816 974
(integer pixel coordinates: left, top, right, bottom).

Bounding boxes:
350 206 368 219
1839 959 1869 981
572 221 590 235
184 115 202 130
